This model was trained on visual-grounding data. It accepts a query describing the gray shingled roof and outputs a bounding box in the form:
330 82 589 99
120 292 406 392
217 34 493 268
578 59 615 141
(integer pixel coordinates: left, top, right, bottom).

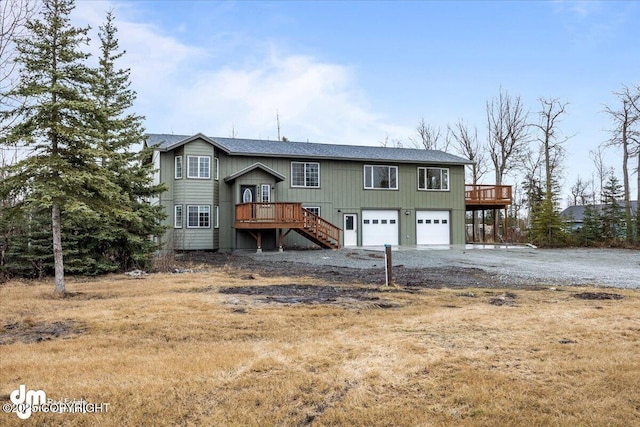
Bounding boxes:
561 201 638 222
146 133 473 165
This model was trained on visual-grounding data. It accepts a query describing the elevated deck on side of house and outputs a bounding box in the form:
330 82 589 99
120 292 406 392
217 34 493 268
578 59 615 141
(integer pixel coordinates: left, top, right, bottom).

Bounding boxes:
465 184 512 210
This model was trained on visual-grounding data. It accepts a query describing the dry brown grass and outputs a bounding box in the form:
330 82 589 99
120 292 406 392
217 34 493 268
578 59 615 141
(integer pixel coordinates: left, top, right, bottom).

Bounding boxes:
1 269 639 426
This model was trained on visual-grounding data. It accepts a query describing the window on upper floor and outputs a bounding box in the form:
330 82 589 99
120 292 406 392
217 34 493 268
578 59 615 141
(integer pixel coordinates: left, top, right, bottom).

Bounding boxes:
187 205 210 228
364 165 398 190
418 167 449 191
214 157 219 180
260 184 271 202
175 156 183 179
291 162 320 188
187 156 210 179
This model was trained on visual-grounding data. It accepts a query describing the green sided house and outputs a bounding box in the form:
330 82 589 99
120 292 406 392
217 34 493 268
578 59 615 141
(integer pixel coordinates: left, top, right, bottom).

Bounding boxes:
147 133 473 252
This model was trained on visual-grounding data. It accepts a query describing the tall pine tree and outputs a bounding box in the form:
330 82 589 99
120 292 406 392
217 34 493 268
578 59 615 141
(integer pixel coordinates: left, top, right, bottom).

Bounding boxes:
1 0 119 293
579 204 602 246
88 10 165 271
601 174 625 240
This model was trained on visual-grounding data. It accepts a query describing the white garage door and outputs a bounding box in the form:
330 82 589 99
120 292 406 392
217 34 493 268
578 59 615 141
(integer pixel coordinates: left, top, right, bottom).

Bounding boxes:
362 210 399 246
416 211 450 245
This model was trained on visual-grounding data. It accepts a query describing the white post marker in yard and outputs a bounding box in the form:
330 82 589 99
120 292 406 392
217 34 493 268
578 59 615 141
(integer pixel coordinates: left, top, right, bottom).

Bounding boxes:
384 244 392 286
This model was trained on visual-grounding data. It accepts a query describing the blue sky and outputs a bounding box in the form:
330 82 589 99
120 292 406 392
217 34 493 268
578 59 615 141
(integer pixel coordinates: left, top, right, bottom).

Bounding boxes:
71 0 640 204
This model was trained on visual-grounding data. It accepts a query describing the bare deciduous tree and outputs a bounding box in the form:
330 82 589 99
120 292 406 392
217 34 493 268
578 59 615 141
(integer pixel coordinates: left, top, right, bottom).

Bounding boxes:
589 147 608 204
1 0 38 133
410 117 450 151
486 88 530 186
379 134 403 148
448 119 487 184
520 146 543 222
604 85 640 241
568 176 592 206
532 98 570 198
628 84 640 215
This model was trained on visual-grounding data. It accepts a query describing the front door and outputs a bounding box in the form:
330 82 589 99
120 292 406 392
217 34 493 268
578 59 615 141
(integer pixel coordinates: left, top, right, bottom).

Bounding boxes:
344 214 358 246
241 185 255 203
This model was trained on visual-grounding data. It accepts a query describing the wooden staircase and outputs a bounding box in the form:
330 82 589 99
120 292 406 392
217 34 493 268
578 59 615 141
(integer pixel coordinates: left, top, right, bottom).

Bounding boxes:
293 208 340 249
235 203 341 249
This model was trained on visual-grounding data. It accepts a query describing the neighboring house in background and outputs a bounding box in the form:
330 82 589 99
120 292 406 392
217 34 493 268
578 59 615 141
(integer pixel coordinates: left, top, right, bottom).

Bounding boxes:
560 201 638 230
147 133 473 251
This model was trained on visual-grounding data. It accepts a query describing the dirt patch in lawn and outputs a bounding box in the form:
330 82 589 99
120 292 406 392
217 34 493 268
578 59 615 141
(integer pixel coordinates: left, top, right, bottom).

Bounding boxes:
573 292 624 300
0 319 88 345
178 252 500 289
219 284 401 308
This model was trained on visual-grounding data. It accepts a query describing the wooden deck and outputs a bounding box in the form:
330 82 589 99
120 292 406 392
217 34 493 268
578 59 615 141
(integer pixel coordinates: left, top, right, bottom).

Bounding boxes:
465 184 512 209
235 203 341 249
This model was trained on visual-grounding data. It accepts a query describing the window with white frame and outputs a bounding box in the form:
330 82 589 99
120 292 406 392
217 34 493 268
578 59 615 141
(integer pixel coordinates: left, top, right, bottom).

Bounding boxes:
174 205 183 228
175 156 183 179
304 206 320 216
418 167 449 190
214 205 219 229
364 165 398 189
187 156 210 179
214 157 219 180
187 205 210 228
260 184 271 202
291 162 320 187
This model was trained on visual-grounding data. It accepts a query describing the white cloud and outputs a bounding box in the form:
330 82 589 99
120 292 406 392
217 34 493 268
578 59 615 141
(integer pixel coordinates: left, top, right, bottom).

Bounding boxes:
70 2 410 145
159 51 411 145
552 0 603 19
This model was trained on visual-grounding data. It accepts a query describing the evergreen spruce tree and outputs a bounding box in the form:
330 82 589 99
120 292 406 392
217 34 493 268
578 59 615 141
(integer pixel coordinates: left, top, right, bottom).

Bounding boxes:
528 177 565 247
601 174 625 240
1 0 119 293
89 11 166 271
529 197 565 246
579 204 602 246
5 207 54 278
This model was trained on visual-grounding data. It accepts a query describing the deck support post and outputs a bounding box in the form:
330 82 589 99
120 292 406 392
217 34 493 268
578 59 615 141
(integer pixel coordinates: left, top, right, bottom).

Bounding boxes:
493 209 497 243
504 207 508 242
248 230 263 253
472 210 476 243
256 230 262 253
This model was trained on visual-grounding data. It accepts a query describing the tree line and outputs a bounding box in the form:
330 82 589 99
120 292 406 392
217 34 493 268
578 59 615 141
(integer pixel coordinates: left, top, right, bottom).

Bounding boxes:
0 0 166 292
392 85 639 248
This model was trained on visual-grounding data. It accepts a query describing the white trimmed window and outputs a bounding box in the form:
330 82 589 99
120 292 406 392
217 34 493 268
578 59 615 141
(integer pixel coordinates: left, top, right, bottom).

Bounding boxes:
214 157 219 180
364 165 398 189
187 156 210 179
214 206 219 229
304 206 320 216
418 167 449 190
291 162 320 188
174 205 183 228
260 184 271 202
187 205 210 228
175 156 183 179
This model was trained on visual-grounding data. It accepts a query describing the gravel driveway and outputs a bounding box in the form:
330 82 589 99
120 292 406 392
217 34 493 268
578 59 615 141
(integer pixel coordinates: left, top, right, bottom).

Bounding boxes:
246 246 640 289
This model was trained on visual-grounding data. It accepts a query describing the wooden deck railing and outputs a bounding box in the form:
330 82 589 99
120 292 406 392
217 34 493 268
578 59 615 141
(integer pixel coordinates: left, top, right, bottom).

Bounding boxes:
465 184 512 206
300 207 341 247
235 202 341 248
236 202 303 225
